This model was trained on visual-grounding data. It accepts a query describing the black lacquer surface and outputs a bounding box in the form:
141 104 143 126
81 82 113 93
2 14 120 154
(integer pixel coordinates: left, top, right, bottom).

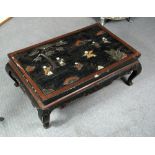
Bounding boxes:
14 25 132 94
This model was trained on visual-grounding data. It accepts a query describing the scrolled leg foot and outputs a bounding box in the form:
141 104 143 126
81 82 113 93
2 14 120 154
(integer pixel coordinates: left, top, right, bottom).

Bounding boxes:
43 116 50 129
126 80 133 86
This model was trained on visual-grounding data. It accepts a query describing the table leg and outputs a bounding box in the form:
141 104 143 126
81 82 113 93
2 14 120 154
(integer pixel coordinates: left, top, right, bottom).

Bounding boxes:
38 109 50 128
5 63 19 87
126 62 142 86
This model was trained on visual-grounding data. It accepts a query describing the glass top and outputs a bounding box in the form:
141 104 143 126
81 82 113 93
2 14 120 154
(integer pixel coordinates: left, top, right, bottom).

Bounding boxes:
14 25 132 95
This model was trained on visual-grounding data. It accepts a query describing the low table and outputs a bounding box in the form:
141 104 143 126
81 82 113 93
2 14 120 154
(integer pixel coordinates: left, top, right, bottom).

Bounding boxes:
5 23 142 128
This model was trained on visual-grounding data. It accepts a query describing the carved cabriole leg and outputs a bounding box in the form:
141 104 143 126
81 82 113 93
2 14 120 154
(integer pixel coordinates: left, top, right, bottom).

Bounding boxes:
5 63 19 87
38 109 50 129
126 61 142 86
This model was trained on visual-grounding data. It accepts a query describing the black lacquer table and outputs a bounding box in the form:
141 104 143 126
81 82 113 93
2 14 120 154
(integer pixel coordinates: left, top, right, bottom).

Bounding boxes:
5 23 142 128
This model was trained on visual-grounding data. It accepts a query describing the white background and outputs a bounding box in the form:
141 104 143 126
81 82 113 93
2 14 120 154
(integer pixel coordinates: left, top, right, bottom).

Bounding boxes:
0 0 155 17
0 0 155 154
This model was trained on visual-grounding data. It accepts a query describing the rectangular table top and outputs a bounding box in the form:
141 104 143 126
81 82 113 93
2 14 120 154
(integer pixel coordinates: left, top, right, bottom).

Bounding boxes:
8 23 141 107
